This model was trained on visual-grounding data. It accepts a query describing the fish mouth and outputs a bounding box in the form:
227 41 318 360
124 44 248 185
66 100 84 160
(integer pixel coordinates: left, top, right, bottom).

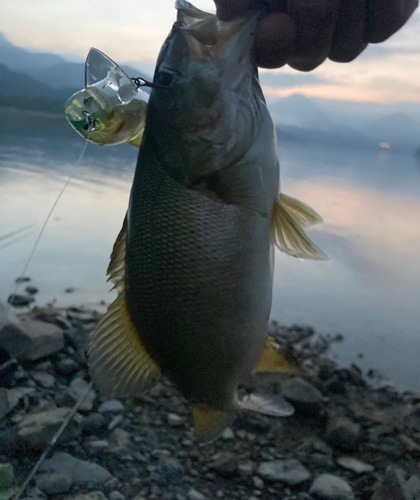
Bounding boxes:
176 0 257 60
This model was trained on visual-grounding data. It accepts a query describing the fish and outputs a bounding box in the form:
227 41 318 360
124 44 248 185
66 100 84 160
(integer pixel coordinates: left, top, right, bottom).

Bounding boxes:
88 0 325 440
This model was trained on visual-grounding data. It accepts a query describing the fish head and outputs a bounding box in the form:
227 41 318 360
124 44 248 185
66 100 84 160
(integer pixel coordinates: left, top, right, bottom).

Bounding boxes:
147 0 263 184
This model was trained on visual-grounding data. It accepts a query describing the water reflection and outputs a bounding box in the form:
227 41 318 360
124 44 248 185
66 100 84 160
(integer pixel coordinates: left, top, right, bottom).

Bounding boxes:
0 111 419 390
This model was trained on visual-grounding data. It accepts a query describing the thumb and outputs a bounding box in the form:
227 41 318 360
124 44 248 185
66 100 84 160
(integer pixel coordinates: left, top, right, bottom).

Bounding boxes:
214 0 264 21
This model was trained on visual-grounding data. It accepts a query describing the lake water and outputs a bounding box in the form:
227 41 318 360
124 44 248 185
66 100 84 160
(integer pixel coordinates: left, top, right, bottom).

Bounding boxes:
1 108 420 391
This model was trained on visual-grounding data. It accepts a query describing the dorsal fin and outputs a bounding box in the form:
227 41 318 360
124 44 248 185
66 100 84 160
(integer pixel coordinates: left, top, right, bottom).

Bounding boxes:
89 216 161 398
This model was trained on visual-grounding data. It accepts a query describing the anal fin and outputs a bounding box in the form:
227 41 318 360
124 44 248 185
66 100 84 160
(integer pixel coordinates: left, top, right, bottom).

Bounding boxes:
193 407 235 441
252 336 304 375
237 393 294 417
271 195 327 260
89 216 161 398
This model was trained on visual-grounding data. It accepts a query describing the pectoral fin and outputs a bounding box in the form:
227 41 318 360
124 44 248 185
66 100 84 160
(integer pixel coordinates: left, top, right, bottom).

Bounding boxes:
89 216 161 397
280 194 323 227
252 336 304 375
237 393 295 417
193 407 235 441
271 195 327 260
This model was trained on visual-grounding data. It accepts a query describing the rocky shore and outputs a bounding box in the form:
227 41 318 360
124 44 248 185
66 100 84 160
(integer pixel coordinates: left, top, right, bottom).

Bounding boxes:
1 298 420 500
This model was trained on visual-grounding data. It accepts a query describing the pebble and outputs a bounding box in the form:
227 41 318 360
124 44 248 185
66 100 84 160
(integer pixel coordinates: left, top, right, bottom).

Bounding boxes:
337 457 374 474
36 472 74 495
280 377 324 416
167 412 184 427
55 358 79 376
187 489 206 500
310 474 355 500
109 491 126 500
67 376 96 412
39 452 112 486
326 417 361 451
222 427 235 440
32 372 55 389
257 459 311 485
253 476 264 489
98 400 124 414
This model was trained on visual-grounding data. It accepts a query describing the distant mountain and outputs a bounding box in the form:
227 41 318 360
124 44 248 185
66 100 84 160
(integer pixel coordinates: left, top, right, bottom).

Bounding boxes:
362 113 420 151
268 94 331 128
0 33 68 71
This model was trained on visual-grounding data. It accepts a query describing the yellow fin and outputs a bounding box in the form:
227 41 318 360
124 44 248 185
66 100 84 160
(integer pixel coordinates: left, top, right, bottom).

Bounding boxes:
271 195 327 260
107 215 127 292
89 216 161 398
252 336 304 375
193 407 234 441
280 193 323 227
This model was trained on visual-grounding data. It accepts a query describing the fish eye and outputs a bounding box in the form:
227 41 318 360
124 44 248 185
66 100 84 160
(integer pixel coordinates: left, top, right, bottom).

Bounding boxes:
157 68 177 87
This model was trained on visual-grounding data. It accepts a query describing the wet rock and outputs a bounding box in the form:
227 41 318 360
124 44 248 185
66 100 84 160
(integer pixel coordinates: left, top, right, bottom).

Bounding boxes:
326 417 361 451
0 319 64 361
210 452 238 477
167 412 184 427
109 428 131 452
72 492 108 500
155 457 184 484
281 377 324 415
85 440 110 455
0 348 18 388
222 427 235 440
0 389 8 420
8 293 35 307
18 408 83 449
337 457 374 474
372 466 420 500
98 400 124 414
32 372 55 389
6 387 35 413
399 434 420 457
36 472 74 495
15 276 31 283
187 489 206 500
26 286 39 295
310 474 355 500
257 459 311 485
109 491 125 500
67 308 96 324
67 376 95 412
40 452 112 486
82 413 108 436
55 358 79 376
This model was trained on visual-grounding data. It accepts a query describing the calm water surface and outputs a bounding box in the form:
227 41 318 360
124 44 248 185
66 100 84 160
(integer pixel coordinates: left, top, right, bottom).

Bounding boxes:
1 109 419 390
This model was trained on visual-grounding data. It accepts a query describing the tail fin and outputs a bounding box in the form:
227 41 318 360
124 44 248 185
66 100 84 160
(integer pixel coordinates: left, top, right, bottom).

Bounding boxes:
280 194 323 227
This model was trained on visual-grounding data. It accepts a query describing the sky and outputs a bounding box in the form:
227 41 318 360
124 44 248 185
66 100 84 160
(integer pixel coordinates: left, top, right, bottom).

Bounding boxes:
0 0 419 103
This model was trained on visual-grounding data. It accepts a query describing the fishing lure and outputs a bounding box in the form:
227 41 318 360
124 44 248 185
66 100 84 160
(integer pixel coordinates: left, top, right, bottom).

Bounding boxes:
65 48 150 147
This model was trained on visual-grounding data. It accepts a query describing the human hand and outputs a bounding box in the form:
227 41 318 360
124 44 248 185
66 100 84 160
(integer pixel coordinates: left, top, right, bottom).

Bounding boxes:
214 0 418 70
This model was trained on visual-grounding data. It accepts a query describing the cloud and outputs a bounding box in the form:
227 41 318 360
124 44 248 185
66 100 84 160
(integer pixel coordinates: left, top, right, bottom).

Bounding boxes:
259 71 326 88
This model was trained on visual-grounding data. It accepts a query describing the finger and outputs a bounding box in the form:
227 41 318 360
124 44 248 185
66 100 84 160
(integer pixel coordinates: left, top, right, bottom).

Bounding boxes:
287 0 342 72
329 0 368 62
255 12 296 68
214 0 262 21
365 0 419 43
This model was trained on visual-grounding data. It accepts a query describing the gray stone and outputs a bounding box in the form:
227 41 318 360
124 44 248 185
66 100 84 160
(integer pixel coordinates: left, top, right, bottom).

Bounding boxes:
0 318 64 361
72 492 107 500
337 457 374 474
0 302 19 330
167 412 183 427
326 417 361 451
18 408 83 449
40 452 112 486
55 358 78 376
109 491 125 500
281 377 324 415
109 428 131 452
253 476 264 489
238 462 254 476
372 467 419 500
67 377 96 412
85 440 110 455
310 474 355 500
0 388 8 420
222 427 235 440
187 489 206 500
5 387 35 414
36 472 74 495
257 459 311 485
98 400 124 414
210 452 238 478
82 413 108 436
32 372 55 389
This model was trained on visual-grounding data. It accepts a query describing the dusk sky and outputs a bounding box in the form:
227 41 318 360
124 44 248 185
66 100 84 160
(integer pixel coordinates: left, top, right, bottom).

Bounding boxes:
1 0 419 103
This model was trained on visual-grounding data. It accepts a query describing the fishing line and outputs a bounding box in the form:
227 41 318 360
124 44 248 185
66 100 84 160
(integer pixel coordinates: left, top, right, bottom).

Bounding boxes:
8 137 90 306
